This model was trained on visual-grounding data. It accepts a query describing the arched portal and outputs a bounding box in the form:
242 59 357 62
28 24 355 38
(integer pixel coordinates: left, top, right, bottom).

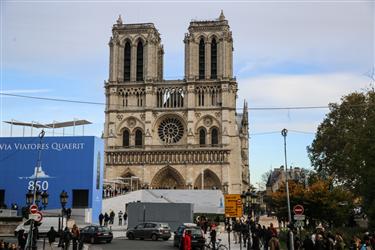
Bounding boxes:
150 166 185 189
194 169 222 190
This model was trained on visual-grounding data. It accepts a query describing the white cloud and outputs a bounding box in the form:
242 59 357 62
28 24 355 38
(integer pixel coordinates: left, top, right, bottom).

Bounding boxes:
236 72 372 133
238 73 371 107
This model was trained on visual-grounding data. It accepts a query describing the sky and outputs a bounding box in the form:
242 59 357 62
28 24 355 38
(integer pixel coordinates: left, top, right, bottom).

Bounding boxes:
1 0 374 187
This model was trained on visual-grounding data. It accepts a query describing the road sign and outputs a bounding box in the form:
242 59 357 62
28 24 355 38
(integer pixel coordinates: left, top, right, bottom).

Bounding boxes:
294 215 306 220
29 204 38 214
29 211 43 222
224 194 243 218
293 204 304 215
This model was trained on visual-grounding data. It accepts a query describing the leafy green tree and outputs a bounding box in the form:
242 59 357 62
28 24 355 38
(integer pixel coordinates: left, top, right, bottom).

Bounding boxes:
307 89 375 229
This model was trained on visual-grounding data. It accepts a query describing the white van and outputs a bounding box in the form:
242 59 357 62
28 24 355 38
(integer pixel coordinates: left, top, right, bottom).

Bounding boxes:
15 216 66 236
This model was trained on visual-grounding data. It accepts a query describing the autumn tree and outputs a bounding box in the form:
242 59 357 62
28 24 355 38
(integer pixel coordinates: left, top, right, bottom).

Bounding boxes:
307 89 375 228
270 178 354 227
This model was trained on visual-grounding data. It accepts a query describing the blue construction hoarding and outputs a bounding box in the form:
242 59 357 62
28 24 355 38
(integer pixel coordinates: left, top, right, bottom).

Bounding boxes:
0 136 103 223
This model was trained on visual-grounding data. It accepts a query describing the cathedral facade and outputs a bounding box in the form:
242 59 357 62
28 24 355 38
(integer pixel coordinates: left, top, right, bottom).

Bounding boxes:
104 12 249 194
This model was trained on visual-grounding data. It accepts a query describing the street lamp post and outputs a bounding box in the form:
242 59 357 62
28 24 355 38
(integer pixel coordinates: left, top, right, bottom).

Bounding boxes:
281 128 294 250
26 190 34 207
241 189 253 250
41 191 49 210
60 190 68 231
25 130 45 250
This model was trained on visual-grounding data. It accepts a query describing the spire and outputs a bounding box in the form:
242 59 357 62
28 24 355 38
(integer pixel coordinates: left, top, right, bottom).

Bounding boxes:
242 100 248 127
116 14 123 25
219 10 225 21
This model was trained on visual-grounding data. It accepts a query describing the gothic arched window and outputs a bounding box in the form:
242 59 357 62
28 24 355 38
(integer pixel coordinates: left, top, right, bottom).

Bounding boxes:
211 38 217 79
136 41 144 81
199 38 205 80
123 130 130 147
135 129 143 147
124 42 131 81
199 128 206 146
211 127 218 145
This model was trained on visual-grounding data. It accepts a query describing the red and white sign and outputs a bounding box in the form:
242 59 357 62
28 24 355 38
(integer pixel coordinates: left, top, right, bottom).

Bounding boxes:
29 204 38 214
29 211 43 222
293 205 304 215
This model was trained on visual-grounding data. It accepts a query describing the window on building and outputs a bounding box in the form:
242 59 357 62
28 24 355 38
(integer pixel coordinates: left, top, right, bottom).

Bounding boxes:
72 189 89 208
199 129 206 146
0 190 4 207
137 93 141 107
135 129 143 147
199 39 205 80
124 93 128 107
211 38 217 79
124 42 131 81
136 41 144 81
211 128 218 145
123 130 130 147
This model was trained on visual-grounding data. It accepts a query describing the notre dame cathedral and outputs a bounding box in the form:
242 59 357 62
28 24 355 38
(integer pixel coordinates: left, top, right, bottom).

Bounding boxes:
104 11 249 194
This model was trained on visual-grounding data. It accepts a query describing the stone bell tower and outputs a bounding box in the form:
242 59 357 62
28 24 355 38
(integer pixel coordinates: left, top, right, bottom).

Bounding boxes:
184 10 233 81
108 15 164 83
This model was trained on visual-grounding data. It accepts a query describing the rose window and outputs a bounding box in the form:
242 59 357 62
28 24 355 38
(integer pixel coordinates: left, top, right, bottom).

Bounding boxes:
158 117 184 144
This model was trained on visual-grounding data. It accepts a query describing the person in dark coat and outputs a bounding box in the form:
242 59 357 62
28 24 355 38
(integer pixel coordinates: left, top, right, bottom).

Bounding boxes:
109 211 115 225
303 235 314 250
314 234 326 250
31 226 39 250
63 227 72 250
71 224 80 250
241 221 249 247
17 229 26 250
47 227 58 247
98 213 104 226
252 230 261 250
210 225 217 250
104 213 110 226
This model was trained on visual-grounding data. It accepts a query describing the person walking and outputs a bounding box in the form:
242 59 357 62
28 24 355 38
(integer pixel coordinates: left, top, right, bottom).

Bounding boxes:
17 229 26 250
233 219 241 244
302 235 314 250
118 211 123 226
110 210 115 225
62 227 72 250
104 213 110 226
241 220 249 248
99 213 104 226
47 227 58 249
210 225 217 250
269 233 280 250
184 230 192 250
31 226 39 250
71 224 80 250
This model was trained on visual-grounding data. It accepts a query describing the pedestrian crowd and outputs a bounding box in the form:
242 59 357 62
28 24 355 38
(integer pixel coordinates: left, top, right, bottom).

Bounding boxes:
102 186 129 198
0 240 18 250
288 225 375 250
98 210 127 227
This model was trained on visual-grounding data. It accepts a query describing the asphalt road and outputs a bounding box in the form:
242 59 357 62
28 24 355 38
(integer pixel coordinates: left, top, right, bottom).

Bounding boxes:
1 237 177 250
87 238 176 250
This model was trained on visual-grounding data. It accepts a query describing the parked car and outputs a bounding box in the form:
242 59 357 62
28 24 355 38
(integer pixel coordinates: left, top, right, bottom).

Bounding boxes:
126 222 171 241
80 225 113 244
173 223 205 250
